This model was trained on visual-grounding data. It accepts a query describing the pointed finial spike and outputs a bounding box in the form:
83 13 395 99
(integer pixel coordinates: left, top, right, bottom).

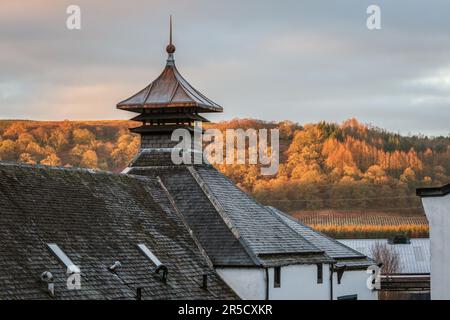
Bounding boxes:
166 15 176 54
169 15 173 45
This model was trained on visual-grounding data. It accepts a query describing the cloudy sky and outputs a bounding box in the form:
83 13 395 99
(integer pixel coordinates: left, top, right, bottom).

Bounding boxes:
0 0 449 136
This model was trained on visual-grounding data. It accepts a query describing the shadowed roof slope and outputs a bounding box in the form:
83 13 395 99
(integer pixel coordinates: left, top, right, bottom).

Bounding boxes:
0 162 237 300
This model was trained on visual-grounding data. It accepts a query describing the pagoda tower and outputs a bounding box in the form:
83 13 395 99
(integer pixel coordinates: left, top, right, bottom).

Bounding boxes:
117 17 222 150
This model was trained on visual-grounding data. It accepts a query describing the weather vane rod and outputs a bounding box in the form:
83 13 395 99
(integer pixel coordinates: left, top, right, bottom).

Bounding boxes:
169 15 173 45
166 15 176 56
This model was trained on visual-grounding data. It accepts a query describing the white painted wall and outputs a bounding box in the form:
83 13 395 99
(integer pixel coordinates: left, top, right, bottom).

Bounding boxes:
422 194 450 300
216 268 266 300
217 264 377 300
268 264 330 300
333 270 377 300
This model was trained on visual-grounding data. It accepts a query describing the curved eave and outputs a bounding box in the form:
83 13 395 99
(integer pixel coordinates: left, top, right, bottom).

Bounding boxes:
117 102 223 113
130 113 209 122
116 61 223 114
130 124 201 134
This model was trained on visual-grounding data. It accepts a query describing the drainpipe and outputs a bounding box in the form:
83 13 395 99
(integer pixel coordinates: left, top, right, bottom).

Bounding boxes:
265 268 270 300
329 264 334 300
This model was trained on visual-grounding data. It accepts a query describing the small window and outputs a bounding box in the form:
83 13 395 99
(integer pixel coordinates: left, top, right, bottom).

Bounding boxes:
274 267 281 288
337 294 358 300
138 244 162 267
317 263 323 284
47 243 80 273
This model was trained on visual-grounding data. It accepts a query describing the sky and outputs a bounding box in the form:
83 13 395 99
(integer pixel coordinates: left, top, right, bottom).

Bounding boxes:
0 0 449 136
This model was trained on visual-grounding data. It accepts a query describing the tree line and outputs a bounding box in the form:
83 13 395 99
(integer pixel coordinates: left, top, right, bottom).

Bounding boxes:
0 118 448 213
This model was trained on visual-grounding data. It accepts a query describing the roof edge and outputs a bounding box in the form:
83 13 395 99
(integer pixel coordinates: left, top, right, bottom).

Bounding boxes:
266 206 369 260
416 183 450 197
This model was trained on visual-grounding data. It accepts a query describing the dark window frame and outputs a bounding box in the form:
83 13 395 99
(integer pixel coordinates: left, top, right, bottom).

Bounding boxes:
274 266 281 288
337 294 358 300
317 263 323 284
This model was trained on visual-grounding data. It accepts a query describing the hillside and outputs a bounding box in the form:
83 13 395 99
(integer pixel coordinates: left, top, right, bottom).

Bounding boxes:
0 118 448 217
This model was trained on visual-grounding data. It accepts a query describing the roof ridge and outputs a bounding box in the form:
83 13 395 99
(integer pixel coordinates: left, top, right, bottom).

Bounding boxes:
0 160 107 174
173 65 221 108
186 165 263 266
0 161 160 186
265 206 326 255
156 176 215 269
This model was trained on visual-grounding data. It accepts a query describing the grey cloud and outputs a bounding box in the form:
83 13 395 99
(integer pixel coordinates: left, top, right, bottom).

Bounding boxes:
0 0 449 136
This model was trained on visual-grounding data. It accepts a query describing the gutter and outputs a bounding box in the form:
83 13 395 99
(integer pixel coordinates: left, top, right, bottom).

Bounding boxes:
265 268 270 300
329 263 334 300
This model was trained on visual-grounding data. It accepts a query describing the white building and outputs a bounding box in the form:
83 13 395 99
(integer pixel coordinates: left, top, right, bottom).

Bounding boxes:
417 183 450 300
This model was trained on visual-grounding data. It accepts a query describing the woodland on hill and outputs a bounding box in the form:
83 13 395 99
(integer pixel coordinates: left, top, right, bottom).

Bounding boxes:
0 118 448 215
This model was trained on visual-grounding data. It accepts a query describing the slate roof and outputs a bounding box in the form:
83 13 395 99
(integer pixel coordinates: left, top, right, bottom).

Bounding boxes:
0 162 237 300
266 207 374 269
126 150 335 267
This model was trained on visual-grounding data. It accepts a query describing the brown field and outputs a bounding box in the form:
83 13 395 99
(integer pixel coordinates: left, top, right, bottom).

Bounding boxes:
291 210 429 239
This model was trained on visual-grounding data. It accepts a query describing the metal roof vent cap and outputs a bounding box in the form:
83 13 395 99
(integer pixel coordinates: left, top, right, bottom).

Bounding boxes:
108 261 122 272
137 244 169 284
40 271 54 297
156 265 168 283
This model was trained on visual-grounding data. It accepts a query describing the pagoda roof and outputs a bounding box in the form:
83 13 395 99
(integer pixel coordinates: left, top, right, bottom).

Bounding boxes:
117 60 222 113
117 17 222 114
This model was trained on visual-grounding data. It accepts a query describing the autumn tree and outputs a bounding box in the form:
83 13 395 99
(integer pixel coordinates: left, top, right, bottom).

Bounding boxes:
80 150 98 168
40 154 62 167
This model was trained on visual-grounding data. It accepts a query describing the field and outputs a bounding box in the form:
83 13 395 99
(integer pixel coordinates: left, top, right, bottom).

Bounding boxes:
291 210 429 239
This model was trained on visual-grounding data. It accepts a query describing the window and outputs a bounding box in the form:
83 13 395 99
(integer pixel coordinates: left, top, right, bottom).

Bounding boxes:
137 244 162 267
274 267 281 288
47 243 80 273
337 294 358 300
317 263 323 284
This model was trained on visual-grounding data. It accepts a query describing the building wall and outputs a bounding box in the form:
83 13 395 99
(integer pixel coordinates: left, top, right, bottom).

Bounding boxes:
217 265 377 300
268 264 330 300
333 269 378 300
422 194 450 300
216 268 266 300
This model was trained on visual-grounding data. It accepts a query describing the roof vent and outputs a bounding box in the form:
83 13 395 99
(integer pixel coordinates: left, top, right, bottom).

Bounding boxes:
388 235 411 245
47 244 80 274
137 244 168 283
108 261 122 272
136 287 142 300
40 271 54 297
